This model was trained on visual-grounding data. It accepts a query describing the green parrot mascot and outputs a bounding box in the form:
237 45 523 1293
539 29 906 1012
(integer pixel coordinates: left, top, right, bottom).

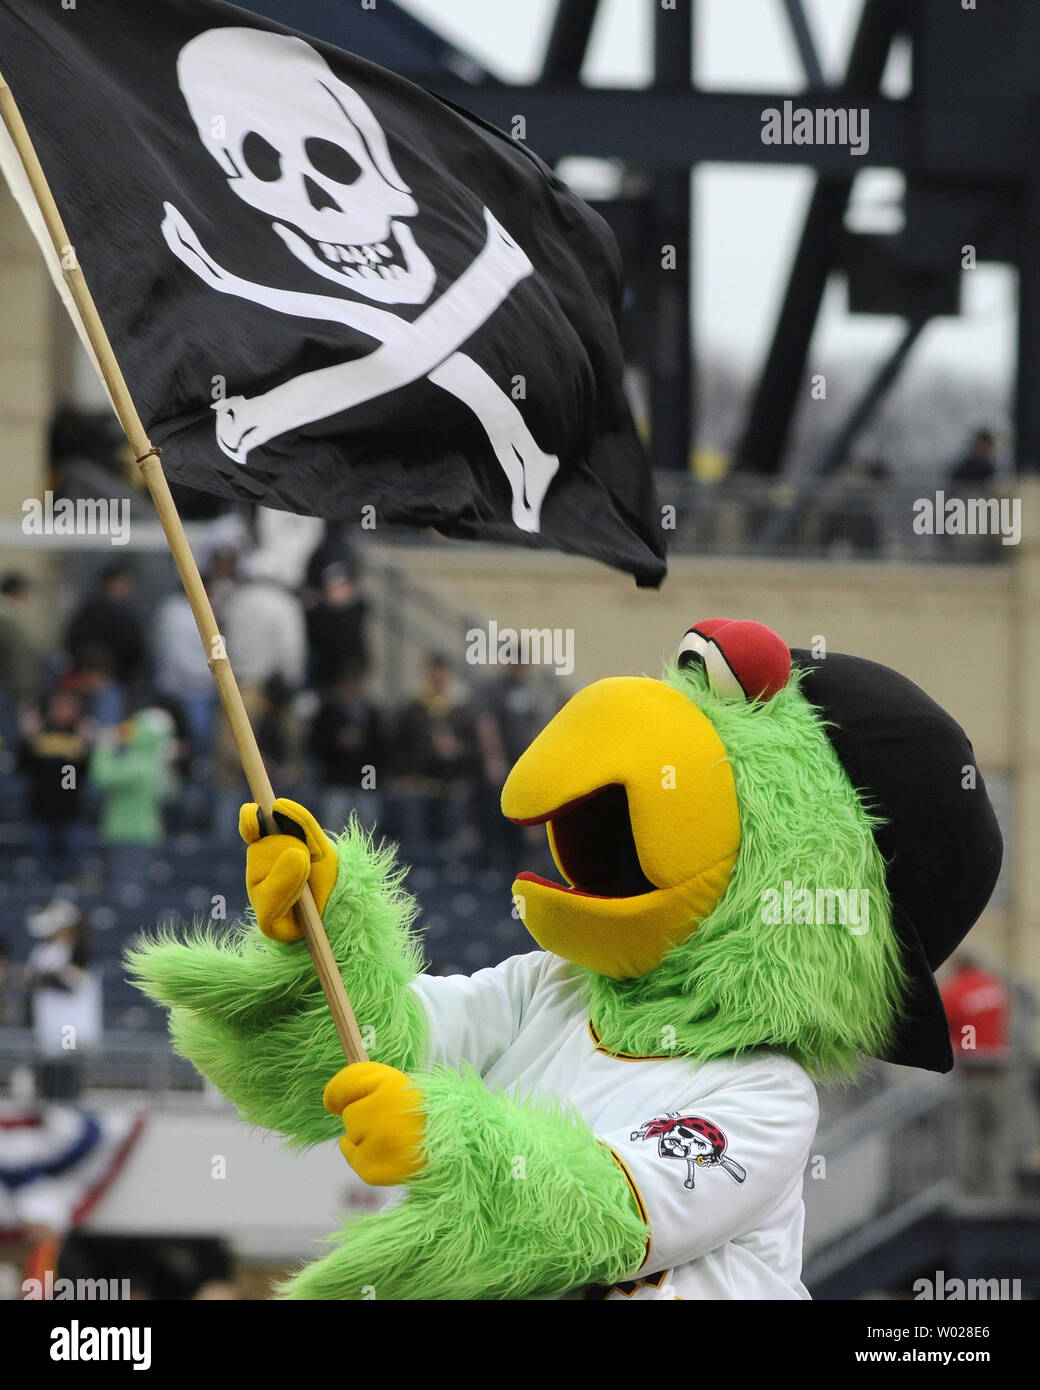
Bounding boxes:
128 618 1002 1299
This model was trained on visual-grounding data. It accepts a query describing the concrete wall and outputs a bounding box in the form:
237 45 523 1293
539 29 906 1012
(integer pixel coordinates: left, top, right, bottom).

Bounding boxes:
366 543 1014 765
0 178 70 649
79 1103 381 1262
0 179 51 524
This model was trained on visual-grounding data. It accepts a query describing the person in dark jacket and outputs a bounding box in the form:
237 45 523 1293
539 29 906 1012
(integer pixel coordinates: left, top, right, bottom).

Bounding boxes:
309 664 386 831
19 689 92 879
305 561 369 690
393 655 479 853
948 427 998 487
64 563 148 698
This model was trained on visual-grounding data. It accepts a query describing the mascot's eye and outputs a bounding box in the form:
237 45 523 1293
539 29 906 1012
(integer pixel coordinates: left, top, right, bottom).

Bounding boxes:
677 630 710 673
702 641 748 701
678 619 792 703
676 626 744 698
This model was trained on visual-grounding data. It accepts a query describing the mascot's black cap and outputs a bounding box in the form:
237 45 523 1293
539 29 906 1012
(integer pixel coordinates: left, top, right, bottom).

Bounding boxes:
790 649 1003 1073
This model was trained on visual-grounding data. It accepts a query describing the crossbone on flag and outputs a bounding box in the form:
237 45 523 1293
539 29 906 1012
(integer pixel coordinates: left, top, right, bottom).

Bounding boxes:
0 0 666 587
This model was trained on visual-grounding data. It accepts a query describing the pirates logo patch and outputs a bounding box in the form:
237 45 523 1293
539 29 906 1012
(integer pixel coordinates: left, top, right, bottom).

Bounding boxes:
631 1113 747 1191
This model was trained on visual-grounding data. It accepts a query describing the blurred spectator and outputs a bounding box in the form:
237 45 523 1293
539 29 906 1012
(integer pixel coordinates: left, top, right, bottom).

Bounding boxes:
49 405 150 515
49 405 124 478
940 953 1017 1198
253 673 306 798
817 458 889 556
64 563 148 698
66 646 126 730
153 591 216 758
148 694 196 829
945 428 1004 562
948 427 998 488
220 551 307 694
212 552 307 837
25 899 101 1102
942 953 1009 1060
310 665 385 831
0 573 42 750
18 690 93 882
302 522 358 604
474 662 561 871
305 560 369 688
201 537 246 625
394 655 479 851
0 931 22 1027
88 708 175 883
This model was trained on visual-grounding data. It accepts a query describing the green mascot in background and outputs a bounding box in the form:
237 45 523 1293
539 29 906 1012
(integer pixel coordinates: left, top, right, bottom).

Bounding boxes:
128 618 1002 1299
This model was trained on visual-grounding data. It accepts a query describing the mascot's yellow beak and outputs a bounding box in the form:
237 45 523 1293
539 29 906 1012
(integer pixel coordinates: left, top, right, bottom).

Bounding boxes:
501 677 741 980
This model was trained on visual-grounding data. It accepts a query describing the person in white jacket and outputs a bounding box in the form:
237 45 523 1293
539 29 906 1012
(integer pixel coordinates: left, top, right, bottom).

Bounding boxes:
220 550 306 692
211 549 307 834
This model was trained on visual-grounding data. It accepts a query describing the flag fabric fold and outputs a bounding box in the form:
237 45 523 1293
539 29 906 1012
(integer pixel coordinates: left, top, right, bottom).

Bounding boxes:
0 0 666 586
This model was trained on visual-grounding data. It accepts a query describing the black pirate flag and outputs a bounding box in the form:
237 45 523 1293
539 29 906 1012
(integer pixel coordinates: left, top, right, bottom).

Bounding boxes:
0 0 666 586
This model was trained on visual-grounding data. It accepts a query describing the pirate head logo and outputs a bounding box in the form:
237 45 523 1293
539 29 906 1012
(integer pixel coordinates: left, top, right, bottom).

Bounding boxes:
159 26 559 530
631 1113 747 1191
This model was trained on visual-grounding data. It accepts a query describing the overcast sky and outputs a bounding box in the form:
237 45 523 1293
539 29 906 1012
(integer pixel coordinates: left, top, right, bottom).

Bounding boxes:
399 0 1015 388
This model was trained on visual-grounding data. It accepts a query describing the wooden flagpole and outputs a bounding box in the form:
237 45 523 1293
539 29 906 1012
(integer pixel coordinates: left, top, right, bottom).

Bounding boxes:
0 70 368 1066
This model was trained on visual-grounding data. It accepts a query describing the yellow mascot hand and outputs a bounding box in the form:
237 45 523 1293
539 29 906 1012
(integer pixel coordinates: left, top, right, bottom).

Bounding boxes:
323 1062 426 1187
239 798 340 943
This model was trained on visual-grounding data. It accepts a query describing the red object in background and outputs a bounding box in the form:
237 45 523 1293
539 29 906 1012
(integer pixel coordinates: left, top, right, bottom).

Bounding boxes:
940 962 1009 1060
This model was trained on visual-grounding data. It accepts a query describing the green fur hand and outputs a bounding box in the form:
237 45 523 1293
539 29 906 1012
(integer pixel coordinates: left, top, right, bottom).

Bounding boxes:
126 822 429 1146
278 1066 649 1300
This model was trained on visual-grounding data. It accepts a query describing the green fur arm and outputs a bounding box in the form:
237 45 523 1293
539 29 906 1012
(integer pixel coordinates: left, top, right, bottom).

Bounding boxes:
279 1066 650 1300
125 822 427 1146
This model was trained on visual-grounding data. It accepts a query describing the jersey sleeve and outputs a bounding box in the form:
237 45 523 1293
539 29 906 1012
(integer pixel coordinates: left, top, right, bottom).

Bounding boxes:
599 1066 819 1277
410 951 548 1075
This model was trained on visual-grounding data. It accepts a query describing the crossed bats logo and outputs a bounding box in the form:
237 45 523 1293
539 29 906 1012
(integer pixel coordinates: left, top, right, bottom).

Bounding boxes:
630 1113 747 1191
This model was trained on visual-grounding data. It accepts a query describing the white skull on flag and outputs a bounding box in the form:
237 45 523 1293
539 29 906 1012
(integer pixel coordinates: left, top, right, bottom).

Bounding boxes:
177 29 435 306
161 27 558 532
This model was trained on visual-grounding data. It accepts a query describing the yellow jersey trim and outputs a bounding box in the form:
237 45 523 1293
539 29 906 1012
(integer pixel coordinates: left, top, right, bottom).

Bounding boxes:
605 1143 652 1265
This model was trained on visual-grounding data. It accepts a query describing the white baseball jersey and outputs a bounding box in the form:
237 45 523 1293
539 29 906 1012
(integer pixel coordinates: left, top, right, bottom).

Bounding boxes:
411 950 819 1300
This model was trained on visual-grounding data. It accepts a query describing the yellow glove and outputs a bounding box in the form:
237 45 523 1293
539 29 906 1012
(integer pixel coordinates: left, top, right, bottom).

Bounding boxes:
239 798 339 943
323 1062 426 1187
